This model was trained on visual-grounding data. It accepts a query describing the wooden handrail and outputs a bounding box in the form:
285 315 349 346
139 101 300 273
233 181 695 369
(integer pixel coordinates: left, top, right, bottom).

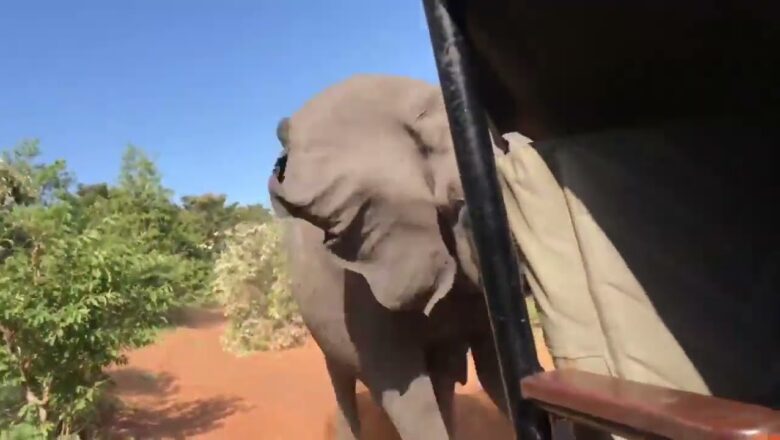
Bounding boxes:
521 370 780 440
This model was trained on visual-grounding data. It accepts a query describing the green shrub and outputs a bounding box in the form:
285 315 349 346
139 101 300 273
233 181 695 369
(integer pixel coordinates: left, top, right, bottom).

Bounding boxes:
0 422 45 440
0 203 175 437
0 142 181 438
212 220 308 354
0 140 279 437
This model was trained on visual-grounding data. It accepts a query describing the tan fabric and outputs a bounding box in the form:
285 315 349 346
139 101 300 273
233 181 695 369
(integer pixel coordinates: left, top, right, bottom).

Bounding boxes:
494 133 614 375
495 125 780 406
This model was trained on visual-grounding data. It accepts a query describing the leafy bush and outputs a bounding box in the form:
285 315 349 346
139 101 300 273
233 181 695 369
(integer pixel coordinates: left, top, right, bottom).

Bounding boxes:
0 201 176 437
0 142 183 438
0 139 278 437
212 220 308 353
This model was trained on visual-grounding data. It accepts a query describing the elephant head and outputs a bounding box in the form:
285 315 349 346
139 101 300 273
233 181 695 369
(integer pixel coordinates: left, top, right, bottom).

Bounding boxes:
268 74 481 315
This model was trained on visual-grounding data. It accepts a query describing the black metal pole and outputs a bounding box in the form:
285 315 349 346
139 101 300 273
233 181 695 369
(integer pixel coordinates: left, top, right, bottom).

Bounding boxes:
421 1 551 439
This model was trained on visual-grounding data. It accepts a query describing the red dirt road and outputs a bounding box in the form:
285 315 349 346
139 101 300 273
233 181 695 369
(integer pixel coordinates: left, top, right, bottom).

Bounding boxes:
106 308 554 439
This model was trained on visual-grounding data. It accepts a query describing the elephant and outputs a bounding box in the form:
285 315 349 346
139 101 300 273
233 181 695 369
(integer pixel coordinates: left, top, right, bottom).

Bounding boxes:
267 74 508 440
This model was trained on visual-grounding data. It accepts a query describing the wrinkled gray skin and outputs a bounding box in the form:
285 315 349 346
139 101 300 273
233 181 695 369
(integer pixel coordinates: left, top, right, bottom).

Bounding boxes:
268 75 505 440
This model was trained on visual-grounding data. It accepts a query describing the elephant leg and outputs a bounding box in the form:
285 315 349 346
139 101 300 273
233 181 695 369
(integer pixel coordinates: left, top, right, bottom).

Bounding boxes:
470 335 509 416
362 348 451 440
326 357 361 440
430 370 456 437
426 342 467 437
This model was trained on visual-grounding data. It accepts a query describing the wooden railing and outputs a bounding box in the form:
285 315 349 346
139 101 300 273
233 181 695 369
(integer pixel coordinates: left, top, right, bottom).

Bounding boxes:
522 370 780 439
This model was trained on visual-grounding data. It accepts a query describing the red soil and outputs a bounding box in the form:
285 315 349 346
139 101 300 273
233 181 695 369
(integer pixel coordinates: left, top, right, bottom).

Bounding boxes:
105 308 554 439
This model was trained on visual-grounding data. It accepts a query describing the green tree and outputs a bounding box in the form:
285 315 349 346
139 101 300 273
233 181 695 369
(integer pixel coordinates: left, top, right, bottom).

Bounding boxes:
179 193 232 255
0 142 176 437
117 145 168 200
230 203 272 225
0 204 176 436
94 146 207 306
0 139 284 436
74 184 109 206
0 139 72 206
179 195 272 254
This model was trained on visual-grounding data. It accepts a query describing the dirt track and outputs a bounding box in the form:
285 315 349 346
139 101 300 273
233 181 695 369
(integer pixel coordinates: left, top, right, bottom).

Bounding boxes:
106 308 554 439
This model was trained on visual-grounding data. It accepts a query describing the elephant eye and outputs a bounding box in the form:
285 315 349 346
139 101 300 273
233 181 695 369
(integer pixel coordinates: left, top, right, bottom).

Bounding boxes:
273 152 288 183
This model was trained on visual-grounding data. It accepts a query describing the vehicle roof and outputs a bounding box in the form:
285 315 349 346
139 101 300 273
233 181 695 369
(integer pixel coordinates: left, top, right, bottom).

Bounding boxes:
450 0 780 140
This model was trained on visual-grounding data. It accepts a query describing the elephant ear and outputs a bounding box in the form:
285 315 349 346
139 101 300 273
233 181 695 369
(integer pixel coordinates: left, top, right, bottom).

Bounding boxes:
332 198 458 315
268 76 461 315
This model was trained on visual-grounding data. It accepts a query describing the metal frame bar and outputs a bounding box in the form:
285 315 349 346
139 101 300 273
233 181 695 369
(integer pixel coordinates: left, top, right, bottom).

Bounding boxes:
421 1 551 439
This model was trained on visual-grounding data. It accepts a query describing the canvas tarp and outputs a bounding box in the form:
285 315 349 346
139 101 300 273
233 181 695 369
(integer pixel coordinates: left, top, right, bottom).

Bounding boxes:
494 124 779 407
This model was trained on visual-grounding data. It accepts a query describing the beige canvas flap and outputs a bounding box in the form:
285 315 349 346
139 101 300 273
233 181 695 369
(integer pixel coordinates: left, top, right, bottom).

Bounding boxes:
496 124 780 406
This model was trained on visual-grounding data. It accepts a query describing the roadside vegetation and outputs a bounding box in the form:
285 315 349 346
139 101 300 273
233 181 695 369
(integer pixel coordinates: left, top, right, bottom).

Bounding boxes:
0 140 303 438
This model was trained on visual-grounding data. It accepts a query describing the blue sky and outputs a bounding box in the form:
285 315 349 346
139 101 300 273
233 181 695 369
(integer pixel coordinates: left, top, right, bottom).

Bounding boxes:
0 1 439 206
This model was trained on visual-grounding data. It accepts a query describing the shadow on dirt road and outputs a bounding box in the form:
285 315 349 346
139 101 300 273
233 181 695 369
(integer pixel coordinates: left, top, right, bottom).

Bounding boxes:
104 309 551 439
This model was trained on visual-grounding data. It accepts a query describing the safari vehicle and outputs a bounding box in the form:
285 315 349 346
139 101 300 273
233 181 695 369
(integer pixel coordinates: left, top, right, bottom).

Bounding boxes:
420 1 780 439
